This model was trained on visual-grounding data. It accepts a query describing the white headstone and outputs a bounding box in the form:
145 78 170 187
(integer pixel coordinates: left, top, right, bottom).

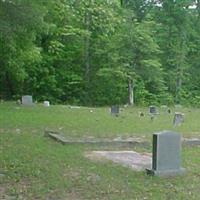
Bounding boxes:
173 112 184 126
44 101 50 107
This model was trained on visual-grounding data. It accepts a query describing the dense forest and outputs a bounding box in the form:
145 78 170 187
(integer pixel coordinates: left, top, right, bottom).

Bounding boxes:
0 0 200 106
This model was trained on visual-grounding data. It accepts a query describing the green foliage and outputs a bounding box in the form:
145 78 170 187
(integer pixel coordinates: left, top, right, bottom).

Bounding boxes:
94 68 128 105
0 0 199 106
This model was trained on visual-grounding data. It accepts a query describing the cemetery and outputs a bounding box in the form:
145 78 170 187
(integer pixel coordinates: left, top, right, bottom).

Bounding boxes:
1 1 200 199
1 102 200 199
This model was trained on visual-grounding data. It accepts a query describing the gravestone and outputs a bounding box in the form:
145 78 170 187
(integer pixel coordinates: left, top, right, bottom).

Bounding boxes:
160 105 168 114
16 99 21 105
149 105 158 115
111 105 119 116
44 101 50 107
175 104 182 109
146 131 186 176
173 112 184 126
21 95 34 106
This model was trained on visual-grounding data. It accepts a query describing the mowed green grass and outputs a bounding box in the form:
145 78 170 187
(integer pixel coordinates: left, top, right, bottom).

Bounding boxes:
1 102 200 199
1 102 200 138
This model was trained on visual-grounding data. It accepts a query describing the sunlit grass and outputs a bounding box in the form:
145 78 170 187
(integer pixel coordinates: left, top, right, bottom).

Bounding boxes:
1 102 200 199
1 102 200 138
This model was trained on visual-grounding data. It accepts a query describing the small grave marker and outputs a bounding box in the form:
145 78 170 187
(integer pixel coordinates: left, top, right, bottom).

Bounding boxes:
146 131 186 176
173 112 184 126
149 105 158 115
44 101 50 107
111 105 119 116
21 95 34 106
175 104 182 109
160 105 168 114
16 99 21 105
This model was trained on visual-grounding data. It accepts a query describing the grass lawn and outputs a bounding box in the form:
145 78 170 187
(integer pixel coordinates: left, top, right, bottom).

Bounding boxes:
1 102 200 199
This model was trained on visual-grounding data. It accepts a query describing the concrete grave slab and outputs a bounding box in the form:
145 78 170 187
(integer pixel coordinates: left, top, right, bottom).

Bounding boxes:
182 138 200 146
86 151 152 171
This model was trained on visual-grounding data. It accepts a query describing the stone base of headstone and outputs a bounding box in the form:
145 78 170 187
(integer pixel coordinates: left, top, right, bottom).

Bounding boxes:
146 168 186 177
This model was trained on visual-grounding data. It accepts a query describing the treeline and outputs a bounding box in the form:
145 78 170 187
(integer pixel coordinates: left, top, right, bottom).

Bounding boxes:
0 0 200 106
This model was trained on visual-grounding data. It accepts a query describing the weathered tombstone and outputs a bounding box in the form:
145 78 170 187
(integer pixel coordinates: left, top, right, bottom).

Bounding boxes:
44 101 50 107
146 131 186 176
111 105 119 116
175 104 182 109
21 95 34 106
16 99 21 105
160 105 168 114
149 105 158 115
173 112 184 126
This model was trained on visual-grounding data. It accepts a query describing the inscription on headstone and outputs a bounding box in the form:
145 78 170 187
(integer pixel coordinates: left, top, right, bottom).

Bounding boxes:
22 95 34 106
111 105 119 116
146 131 186 176
173 112 184 126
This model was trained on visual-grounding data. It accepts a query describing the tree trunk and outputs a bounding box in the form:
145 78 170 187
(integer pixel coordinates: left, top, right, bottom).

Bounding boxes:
175 35 185 104
175 68 182 104
84 7 91 84
128 79 134 105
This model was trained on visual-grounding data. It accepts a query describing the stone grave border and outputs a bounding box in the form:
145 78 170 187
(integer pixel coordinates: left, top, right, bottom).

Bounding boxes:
44 130 200 146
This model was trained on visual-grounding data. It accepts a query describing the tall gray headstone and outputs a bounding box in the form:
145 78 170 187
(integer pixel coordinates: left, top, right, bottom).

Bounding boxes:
22 95 34 106
111 105 119 116
146 131 186 176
